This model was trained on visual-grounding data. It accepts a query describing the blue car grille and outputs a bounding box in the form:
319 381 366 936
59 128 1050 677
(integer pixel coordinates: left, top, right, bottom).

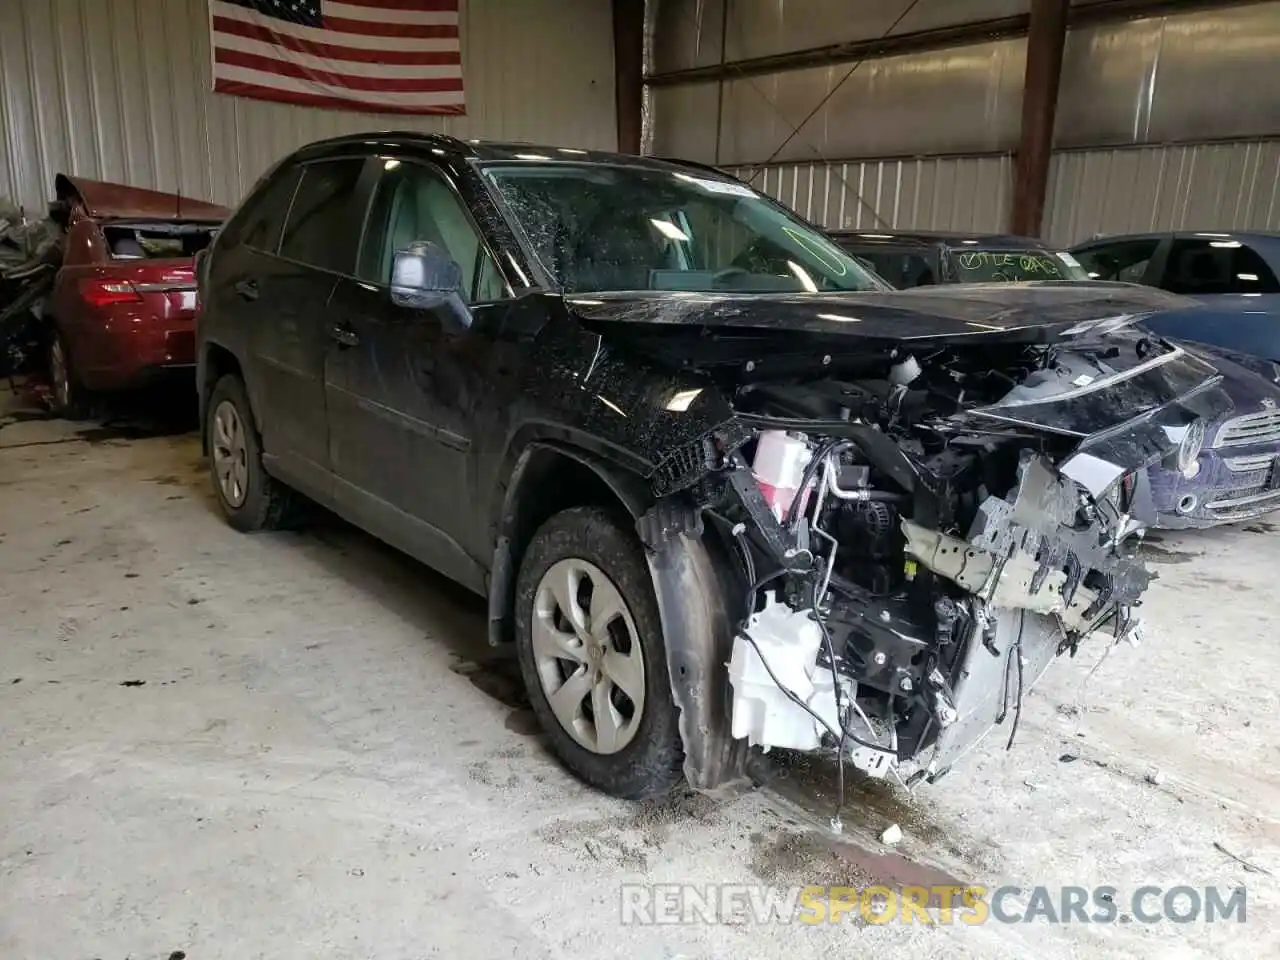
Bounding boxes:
1214 409 1280 448
1223 452 1276 473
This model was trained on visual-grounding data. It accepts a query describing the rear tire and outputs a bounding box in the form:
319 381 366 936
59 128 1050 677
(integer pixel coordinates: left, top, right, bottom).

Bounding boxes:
47 328 90 420
206 373 302 532
514 506 684 800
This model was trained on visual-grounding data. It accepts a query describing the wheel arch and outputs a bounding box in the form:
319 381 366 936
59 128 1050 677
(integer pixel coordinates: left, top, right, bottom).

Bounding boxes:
489 435 749 794
488 439 652 649
199 341 245 453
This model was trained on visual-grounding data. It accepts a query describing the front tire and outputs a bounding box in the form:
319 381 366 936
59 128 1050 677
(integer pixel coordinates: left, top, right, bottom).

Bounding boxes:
205 373 300 532
514 506 684 800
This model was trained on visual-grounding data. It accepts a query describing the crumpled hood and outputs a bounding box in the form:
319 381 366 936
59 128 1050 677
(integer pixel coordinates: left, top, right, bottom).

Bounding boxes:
568 281 1195 344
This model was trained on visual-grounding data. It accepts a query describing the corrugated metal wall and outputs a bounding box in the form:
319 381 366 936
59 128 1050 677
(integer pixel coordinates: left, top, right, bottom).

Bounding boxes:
652 0 1032 74
1044 140 1280 246
650 35 1026 165
649 0 1280 239
728 155 1014 234
0 0 617 212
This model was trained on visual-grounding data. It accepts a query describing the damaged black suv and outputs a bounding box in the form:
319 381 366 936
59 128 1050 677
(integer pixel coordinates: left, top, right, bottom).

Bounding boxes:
197 133 1227 802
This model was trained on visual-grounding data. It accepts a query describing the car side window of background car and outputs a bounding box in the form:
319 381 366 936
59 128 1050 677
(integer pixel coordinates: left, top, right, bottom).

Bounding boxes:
278 159 365 274
357 160 505 303
1075 239 1159 283
1161 238 1280 295
861 251 936 288
235 165 302 254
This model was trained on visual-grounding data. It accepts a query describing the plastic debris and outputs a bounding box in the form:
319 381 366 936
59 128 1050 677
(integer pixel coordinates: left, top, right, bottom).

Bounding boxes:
881 823 903 845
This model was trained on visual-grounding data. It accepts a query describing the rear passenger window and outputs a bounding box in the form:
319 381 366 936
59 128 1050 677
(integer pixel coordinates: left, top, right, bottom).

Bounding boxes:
238 165 302 253
279 159 366 273
1162 239 1280 295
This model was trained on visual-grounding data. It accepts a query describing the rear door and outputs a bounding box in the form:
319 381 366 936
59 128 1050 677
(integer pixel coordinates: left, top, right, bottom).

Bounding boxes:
229 157 368 500
259 156 370 498
200 161 300 415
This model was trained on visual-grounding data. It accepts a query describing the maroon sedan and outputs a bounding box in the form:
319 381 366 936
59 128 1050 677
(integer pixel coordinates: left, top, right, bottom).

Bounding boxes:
45 174 228 416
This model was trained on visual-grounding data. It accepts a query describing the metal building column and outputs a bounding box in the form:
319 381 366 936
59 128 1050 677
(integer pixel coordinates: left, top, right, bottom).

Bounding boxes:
613 0 645 154
1012 0 1069 237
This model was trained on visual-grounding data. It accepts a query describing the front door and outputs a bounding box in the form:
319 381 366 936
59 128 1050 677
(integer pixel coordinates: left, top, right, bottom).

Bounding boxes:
325 156 509 591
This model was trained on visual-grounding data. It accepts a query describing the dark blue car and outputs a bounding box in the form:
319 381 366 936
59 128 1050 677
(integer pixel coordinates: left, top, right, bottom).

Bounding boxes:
831 230 1280 528
1153 343 1280 527
1070 231 1280 364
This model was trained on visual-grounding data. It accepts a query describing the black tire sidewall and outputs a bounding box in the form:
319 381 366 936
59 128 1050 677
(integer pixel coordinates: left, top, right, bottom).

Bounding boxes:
206 374 273 531
514 506 684 800
48 328 88 419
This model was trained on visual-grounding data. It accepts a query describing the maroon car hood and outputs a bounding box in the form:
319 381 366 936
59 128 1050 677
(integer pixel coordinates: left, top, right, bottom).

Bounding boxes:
54 173 229 223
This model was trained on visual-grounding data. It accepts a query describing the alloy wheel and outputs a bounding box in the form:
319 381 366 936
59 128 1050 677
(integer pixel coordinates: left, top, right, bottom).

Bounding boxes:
531 558 646 755
211 399 249 508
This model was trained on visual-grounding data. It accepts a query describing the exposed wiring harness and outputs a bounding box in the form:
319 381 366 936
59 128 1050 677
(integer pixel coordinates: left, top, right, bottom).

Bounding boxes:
813 610 848 830
997 609 1028 750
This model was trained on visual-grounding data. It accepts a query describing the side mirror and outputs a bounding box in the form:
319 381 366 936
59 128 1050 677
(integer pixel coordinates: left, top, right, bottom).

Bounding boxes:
391 240 472 332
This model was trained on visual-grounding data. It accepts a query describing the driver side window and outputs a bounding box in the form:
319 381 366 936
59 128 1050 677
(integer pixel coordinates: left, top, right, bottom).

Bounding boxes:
357 159 506 302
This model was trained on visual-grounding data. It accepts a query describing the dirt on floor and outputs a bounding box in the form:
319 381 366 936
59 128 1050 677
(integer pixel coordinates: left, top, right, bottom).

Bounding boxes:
2 387 1278 960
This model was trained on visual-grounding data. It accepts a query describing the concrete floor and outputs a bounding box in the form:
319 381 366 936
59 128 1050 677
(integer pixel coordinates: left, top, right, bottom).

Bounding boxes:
2 387 1279 960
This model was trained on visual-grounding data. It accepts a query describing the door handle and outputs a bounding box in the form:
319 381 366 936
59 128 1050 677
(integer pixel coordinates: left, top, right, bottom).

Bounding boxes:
234 279 259 302
329 323 360 348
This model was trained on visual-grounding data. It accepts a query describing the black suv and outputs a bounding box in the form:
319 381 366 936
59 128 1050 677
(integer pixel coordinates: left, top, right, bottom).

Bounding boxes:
196 133 1223 803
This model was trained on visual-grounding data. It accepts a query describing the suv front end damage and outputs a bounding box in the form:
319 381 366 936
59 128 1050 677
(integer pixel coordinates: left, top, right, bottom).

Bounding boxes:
636 319 1228 795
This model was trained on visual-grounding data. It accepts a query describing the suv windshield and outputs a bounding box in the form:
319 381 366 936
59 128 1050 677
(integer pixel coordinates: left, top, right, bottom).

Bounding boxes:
480 162 881 295
950 248 1089 283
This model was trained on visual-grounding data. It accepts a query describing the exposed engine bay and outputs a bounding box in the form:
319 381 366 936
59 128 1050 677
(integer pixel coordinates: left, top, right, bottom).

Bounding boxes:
663 325 1217 803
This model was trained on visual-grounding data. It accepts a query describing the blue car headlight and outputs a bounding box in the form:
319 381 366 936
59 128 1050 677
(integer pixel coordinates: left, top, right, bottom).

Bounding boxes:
1177 417 1206 475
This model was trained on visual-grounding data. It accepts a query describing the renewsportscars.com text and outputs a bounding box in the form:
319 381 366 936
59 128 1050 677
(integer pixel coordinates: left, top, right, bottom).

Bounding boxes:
620 883 1248 926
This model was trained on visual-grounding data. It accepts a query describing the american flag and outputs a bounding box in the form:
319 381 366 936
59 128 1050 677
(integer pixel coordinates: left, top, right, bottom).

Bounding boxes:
209 0 464 115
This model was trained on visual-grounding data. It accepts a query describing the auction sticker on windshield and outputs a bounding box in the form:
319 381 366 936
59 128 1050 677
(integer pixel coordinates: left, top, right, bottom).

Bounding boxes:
673 173 758 198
